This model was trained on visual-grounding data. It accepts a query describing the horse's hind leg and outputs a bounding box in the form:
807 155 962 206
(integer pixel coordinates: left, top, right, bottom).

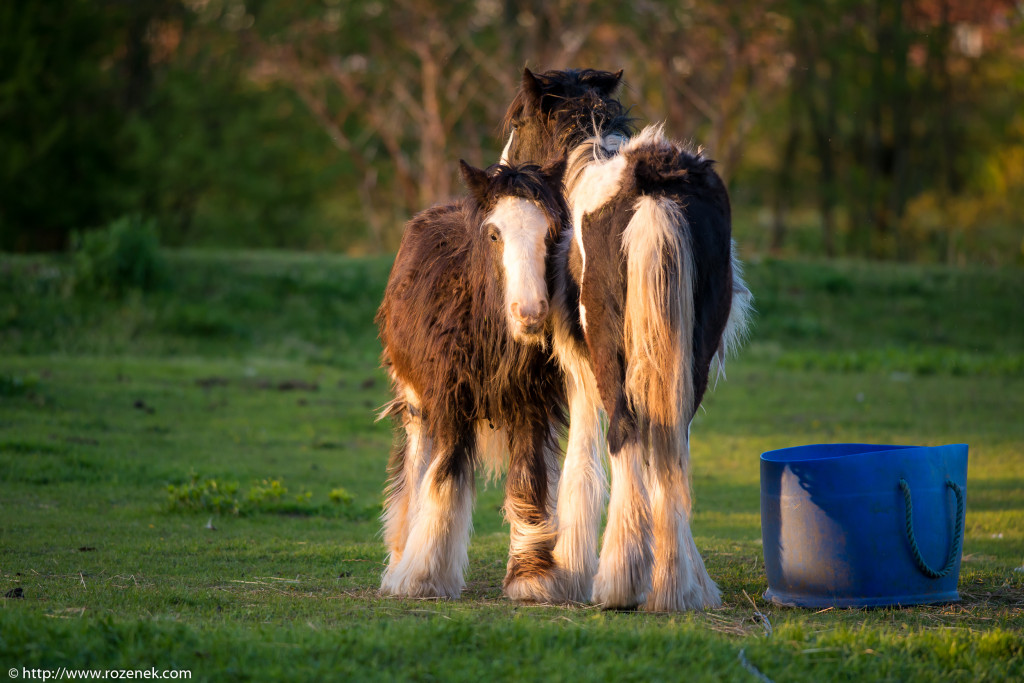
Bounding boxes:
380 387 431 575
551 362 606 603
503 420 562 603
592 439 653 609
380 428 475 599
643 425 721 611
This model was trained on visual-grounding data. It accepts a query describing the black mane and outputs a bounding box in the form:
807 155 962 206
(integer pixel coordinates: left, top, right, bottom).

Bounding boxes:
502 68 636 157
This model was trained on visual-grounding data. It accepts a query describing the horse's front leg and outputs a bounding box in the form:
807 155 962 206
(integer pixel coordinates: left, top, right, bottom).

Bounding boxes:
502 417 563 603
380 427 475 599
380 388 432 573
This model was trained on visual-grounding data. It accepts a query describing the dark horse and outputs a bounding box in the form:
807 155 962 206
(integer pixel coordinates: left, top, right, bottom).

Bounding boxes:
376 158 571 601
501 68 752 611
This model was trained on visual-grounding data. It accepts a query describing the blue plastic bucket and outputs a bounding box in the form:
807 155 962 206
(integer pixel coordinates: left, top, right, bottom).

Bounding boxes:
760 443 968 608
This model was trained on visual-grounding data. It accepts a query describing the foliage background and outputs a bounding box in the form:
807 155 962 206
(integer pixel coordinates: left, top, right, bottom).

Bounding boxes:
1 0 1022 264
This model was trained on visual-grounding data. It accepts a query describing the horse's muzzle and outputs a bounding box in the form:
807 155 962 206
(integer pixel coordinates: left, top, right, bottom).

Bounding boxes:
510 299 549 328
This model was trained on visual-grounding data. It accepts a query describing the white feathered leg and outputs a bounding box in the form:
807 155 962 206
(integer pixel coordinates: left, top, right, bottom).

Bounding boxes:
592 439 652 609
551 363 607 603
644 430 721 611
380 445 474 599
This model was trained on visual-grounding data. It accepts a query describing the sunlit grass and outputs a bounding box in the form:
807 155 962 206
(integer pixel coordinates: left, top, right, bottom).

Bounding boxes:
1 251 1021 680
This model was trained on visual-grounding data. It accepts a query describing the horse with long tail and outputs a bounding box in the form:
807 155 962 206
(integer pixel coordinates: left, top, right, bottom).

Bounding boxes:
501 68 752 611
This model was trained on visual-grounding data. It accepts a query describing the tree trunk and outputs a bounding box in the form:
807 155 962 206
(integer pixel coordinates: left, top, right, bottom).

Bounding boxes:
771 114 801 253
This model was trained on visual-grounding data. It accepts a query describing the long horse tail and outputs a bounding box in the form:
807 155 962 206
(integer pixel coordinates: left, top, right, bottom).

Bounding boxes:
621 194 694 435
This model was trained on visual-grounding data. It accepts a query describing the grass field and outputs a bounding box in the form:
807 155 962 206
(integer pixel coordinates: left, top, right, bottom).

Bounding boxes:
1 251 1022 681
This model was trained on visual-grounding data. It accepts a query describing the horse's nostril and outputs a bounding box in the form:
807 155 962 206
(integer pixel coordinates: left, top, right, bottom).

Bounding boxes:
511 300 549 325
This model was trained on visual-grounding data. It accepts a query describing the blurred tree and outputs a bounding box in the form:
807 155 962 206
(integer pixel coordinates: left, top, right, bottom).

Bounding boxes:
0 0 125 250
249 0 520 249
776 0 1023 260
616 0 790 181
1 0 1020 262
123 5 349 249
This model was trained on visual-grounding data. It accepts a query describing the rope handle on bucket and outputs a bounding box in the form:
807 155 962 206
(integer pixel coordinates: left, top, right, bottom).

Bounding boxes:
898 478 965 579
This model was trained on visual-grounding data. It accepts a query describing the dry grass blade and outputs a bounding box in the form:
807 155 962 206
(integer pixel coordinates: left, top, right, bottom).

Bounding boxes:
743 589 773 637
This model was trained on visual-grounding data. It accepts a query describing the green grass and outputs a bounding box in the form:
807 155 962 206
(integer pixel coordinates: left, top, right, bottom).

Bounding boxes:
1 251 1022 681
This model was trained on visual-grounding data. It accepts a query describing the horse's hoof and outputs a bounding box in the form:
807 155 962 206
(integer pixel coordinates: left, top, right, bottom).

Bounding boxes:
591 571 647 610
380 565 463 600
642 579 722 612
555 575 593 604
503 569 564 604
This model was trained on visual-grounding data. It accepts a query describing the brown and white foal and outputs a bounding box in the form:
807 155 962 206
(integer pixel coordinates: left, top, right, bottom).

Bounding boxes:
376 159 570 601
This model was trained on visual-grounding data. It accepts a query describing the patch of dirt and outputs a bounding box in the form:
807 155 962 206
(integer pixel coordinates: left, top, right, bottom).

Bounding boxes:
196 377 230 388
277 379 319 391
252 379 320 392
133 399 155 414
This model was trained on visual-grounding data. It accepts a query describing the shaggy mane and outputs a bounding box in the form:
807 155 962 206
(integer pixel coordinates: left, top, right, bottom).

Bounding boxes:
501 68 636 154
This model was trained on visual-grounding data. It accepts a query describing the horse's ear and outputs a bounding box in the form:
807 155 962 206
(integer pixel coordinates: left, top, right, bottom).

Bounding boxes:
521 67 544 109
459 159 489 202
585 69 624 95
540 154 567 188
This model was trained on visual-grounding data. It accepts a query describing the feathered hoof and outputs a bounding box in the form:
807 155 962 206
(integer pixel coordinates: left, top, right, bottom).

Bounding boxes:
554 572 593 605
380 565 463 600
503 568 565 604
551 534 598 604
641 582 722 612
591 568 648 610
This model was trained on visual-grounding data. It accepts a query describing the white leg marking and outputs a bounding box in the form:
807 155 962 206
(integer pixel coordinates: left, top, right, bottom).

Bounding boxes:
550 360 606 602
381 385 431 571
592 440 653 609
643 437 721 611
380 452 474 599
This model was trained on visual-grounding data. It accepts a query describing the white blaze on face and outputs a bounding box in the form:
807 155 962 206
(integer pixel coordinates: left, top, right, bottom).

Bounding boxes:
486 196 550 341
499 129 515 165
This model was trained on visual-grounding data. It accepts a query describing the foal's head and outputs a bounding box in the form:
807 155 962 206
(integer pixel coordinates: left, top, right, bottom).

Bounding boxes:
500 68 631 165
459 158 568 345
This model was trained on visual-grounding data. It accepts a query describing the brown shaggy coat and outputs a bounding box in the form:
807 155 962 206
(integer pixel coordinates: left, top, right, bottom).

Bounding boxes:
376 160 571 593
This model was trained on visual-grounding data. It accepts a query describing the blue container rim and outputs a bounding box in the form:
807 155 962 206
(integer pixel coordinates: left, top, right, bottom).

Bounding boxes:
764 588 961 609
760 442 968 464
